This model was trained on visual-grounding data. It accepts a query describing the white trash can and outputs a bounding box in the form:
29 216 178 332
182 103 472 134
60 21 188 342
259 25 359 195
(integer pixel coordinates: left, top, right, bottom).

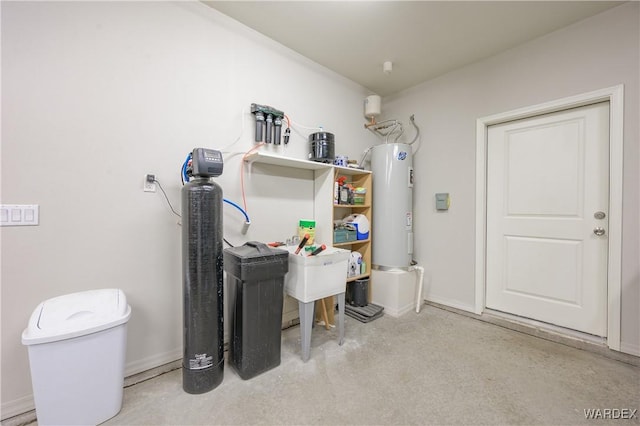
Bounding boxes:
21 288 131 426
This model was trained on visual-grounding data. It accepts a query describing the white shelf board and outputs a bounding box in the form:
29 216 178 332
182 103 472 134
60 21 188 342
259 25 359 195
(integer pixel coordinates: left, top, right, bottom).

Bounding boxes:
334 165 372 175
244 151 332 171
244 151 372 175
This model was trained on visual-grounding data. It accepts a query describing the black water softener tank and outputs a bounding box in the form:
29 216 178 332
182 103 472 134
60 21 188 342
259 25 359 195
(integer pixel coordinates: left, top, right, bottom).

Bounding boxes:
181 148 224 394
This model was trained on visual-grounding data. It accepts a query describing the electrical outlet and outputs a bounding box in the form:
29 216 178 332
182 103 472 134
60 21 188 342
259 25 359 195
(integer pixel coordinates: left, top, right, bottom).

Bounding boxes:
144 174 156 192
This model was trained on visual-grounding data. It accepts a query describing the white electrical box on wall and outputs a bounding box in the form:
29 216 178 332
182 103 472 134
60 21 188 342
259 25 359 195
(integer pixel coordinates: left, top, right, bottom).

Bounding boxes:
435 193 450 211
0 204 39 226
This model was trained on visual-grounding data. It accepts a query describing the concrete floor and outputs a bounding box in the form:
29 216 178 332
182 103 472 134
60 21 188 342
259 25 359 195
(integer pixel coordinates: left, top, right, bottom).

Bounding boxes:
22 305 640 425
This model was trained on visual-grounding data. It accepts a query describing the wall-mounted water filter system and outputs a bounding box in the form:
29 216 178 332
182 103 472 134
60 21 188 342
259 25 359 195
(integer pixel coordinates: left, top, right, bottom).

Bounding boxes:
250 103 289 145
181 147 225 394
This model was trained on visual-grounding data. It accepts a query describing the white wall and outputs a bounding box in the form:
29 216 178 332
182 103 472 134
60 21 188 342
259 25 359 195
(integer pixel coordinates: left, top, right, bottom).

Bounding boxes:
3 1 638 419
383 3 639 353
0 2 376 418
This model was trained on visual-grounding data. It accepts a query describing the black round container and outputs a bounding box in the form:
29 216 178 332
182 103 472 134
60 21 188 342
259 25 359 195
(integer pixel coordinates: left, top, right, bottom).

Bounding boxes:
352 279 369 307
309 132 335 163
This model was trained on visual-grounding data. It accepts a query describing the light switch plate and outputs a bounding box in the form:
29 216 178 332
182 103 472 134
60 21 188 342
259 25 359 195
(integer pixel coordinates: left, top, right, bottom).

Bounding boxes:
0 204 39 226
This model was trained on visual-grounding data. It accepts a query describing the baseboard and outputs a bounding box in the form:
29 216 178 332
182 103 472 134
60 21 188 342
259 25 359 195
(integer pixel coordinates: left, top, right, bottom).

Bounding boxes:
124 359 182 388
427 301 639 367
425 294 476 314
1 394 35 422
384 301 414 318
124 347 182 377
620 342 640 357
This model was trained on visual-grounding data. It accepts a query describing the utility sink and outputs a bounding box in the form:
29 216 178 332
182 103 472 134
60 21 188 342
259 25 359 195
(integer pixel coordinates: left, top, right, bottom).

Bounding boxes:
284 246 350 303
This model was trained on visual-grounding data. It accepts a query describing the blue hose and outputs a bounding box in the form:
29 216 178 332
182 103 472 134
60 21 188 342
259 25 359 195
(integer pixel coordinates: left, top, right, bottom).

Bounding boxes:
182 153 191 183
223 198 250 223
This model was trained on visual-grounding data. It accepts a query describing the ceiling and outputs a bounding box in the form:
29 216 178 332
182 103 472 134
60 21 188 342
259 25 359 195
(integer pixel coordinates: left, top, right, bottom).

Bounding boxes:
203 1 623 97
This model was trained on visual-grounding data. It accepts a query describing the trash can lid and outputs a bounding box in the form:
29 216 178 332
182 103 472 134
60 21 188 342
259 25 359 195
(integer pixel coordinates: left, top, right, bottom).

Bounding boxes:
22 288 131 345
224 241 288 264
223 241 289 281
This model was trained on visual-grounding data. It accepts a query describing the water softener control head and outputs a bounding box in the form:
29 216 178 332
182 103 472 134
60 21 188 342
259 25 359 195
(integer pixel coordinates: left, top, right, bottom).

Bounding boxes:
191 148 224 178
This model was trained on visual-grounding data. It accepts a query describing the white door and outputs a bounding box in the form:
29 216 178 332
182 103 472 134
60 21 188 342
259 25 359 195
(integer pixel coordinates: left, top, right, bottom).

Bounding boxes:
486 102 609 336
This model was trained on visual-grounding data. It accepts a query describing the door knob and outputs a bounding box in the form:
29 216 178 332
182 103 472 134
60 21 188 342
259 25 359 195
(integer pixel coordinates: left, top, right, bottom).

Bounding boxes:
593 227 606 236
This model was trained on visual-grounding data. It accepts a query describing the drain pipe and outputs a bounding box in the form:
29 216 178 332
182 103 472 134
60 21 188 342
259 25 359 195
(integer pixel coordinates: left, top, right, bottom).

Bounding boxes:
414 265 425 313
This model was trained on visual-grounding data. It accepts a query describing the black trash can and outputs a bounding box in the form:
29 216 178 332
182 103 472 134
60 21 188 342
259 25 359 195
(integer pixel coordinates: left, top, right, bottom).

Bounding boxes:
223 241 289 379
347 278 369 307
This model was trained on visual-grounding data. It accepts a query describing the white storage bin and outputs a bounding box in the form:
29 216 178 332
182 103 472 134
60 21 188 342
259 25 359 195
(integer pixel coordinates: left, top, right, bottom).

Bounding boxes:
22 288 131 426
284 246 350 302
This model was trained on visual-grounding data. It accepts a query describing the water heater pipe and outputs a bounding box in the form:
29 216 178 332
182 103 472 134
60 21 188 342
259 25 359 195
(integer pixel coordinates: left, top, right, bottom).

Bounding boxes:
414 265 425 313
409 115 420 145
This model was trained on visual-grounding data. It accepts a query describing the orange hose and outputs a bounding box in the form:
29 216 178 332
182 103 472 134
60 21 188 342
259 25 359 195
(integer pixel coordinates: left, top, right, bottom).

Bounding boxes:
240 143 266 212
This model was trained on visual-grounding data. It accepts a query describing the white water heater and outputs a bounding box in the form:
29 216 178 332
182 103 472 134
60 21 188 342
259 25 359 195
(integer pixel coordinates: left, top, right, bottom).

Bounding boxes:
371 143 413 269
